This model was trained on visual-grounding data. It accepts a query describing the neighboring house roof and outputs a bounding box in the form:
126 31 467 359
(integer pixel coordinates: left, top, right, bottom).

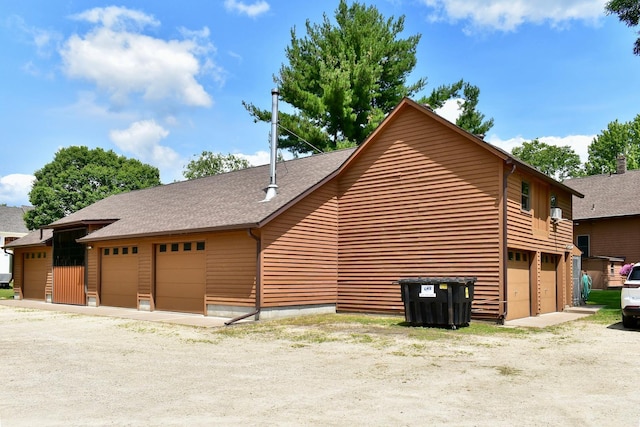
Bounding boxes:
564 169 640 220
4 229 52 249
8 97 582 248
0 205 31 234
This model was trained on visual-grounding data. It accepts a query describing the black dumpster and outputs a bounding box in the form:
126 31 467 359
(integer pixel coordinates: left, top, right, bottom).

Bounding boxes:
397 277 476 329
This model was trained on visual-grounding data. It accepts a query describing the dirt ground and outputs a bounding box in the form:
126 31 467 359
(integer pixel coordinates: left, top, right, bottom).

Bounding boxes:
0 305 638 427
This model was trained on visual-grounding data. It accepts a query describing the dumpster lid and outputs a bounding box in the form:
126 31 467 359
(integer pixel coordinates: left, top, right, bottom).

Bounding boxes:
396 277 476 285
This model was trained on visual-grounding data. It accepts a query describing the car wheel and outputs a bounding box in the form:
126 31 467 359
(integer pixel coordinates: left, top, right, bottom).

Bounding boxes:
622 314 635 329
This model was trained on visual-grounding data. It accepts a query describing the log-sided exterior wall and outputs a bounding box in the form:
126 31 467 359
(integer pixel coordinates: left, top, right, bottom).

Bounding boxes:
261 181 339 308
336 105 503 316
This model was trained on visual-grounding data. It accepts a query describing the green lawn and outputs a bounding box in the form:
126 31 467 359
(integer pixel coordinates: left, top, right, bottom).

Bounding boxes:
583 289 621 325
0 287 14 299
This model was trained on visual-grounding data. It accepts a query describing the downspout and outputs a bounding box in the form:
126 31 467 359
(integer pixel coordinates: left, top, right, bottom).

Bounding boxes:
3 247 13 288
500 160 517 324
225 228 261 325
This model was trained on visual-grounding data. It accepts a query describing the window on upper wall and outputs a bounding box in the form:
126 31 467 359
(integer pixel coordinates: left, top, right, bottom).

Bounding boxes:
577 235 590 257
521 181 530 211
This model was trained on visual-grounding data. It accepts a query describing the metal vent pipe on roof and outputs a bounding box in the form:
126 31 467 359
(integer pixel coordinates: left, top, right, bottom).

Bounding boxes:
263 88 279 202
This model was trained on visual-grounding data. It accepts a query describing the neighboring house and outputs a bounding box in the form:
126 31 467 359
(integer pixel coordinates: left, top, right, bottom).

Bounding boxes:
6 98 582 321
0 205 30 280
564 157 640 288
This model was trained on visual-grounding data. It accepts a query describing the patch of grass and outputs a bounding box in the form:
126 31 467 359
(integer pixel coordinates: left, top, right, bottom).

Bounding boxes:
582 289 622 325
0 287 15 299
496 365 521 376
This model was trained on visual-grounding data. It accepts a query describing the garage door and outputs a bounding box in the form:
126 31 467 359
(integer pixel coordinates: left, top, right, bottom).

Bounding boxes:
23 250 50 300
507 250 530 320
540 253 557 314
101 246 138 308
155 242 205 314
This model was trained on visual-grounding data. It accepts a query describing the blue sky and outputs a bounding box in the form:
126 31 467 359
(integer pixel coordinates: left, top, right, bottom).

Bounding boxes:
1 0 639 206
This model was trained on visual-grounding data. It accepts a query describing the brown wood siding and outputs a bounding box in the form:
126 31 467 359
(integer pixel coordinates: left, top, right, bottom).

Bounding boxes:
86 245 98 303
86 232 256 313
540 254 557 314
575 216 640 263
506 172 575 314
206 231 256 307
507 173 574 253
337 107 502 315
261 182 338 307
53 266 85 305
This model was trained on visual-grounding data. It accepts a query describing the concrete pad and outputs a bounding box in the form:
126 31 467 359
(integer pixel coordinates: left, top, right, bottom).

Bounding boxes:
504 311 593 328
0 299 232 328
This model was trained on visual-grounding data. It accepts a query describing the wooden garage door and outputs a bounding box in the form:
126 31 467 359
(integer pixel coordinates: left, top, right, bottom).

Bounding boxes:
507 250 530 320
540 253 557 314
101 246 138 308
155 242 205 314
23 251 50 300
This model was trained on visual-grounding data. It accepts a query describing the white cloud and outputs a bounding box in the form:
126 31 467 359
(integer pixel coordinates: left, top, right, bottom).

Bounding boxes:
0 174 35 206
487 134 595 163
109 120 182 173
435 98 464 123
60 6 218 108
237 150 295 166
224 0 270 18
70 6 160 30
422 0 607 32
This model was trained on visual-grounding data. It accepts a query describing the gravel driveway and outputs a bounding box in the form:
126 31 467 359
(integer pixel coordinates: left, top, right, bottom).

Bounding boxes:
0 304 638 426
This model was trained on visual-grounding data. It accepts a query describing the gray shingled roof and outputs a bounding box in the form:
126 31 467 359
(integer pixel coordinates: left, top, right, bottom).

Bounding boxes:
4 229 52 248
46 149 356 242
564 169 640 219
0 205 30 234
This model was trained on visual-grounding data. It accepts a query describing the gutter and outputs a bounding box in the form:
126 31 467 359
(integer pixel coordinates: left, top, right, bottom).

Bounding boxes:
225 228 262 325
500 160 517 324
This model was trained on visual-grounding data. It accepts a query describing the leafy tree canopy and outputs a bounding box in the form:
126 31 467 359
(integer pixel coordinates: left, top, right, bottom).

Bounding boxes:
183 152 250 180
511 139 583 181
25 146 160 230
243 0 493 155
584 114 640 175
606 0 640 55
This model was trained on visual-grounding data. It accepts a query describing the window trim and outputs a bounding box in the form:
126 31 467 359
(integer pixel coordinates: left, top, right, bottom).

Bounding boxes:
576 235 590 257
521 181 531 212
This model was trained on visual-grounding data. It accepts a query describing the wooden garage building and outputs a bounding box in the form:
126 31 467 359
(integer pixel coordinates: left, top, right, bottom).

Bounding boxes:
6 98 583 321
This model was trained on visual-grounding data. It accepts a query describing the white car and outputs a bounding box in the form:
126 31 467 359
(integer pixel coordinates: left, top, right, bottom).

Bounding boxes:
622 262 640 329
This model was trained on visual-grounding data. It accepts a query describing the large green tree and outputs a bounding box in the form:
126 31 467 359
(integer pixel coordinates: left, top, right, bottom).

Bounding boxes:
606 0 640 55
511 139 583 180
25 146 160 229
584 114 640 175
243 0 492 155
421 79 494 136
183 152 250 179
